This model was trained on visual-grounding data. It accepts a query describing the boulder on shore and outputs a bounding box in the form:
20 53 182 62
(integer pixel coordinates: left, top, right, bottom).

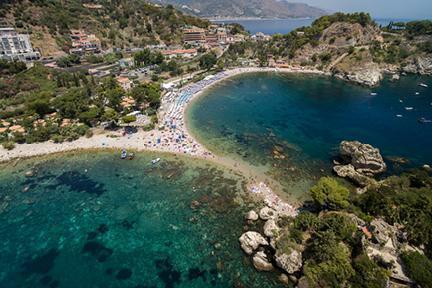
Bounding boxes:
275 250 302 274
252 251 274 271
245 210 259 221
339 141 386 176
239 231 269 255
259 206 277 220
263 219 280 238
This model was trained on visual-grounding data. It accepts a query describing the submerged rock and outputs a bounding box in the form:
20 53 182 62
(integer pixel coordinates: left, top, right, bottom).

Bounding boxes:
239 231 268 255
245 210 259 221
263 219 280 238
25 170 34 177
339 141 386 175
259 207 277 220
278 273 289 285
252 251 274 271
391 74 400 81
275 250 302 274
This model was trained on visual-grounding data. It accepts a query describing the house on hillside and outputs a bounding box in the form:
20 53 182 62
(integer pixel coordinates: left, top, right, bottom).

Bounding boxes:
69 30 101 55
116 76 133 91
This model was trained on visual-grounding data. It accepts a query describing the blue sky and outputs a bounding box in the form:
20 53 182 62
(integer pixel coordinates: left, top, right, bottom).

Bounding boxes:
295 0 432 19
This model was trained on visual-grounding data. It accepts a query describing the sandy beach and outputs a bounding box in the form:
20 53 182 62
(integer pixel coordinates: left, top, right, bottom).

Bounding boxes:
0 67 326 216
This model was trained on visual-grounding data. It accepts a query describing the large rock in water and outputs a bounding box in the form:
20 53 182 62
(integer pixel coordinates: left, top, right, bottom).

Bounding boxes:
275 250 302 274
239 231 269 255
339 141 386 175
252 251 274 271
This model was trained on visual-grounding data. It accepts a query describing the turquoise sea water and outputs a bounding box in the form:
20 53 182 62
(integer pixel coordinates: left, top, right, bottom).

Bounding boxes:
188 73 432 200
0 152 282 288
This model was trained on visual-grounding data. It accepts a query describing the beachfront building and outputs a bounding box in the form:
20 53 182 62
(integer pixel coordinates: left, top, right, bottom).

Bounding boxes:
162 49 198 59
183 28 206 45
69 30 101 55
0 27 40 62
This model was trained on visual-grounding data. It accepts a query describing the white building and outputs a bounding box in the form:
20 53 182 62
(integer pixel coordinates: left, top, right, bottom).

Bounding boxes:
161 49 198 59
0 28 40 62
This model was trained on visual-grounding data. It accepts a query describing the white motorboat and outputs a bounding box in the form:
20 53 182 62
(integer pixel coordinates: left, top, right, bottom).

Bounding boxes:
151 158 161 164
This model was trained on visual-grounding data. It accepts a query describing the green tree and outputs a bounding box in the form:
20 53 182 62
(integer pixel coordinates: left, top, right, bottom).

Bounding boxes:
310 177 350 210
53 88 89 119
350 254 389 288
304 231 355 287
26 98 52 116
401 252 432 287
319 213 357 241
199 52 217 70
134 49 152 67
78 107 100 126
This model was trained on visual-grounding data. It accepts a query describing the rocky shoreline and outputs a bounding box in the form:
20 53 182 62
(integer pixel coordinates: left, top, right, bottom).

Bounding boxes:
238 140 432 286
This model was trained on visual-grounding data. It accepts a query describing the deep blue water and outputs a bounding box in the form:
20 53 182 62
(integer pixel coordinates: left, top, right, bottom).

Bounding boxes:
188 73 432 199
0 152 281 288
212 18 418 35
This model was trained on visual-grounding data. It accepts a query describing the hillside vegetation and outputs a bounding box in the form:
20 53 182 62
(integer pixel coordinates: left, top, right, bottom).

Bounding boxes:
0 0 210 56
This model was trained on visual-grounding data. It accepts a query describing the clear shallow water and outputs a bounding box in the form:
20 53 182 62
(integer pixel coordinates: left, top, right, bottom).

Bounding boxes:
0 152 281 288
188 73 432 200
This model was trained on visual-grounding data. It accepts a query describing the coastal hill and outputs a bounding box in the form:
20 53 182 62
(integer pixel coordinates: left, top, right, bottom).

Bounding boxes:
150 0 327 19
0 0 210 56
223 13 432 86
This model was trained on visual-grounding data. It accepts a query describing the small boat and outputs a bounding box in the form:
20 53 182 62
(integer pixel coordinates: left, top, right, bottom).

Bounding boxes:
415 92 420 95
399 99 403 103
418 117 432 123
121 149 127 159
405 107 414 111
396 114 403 118
419 83 429 88
151 158 161 164
370 92 377 96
